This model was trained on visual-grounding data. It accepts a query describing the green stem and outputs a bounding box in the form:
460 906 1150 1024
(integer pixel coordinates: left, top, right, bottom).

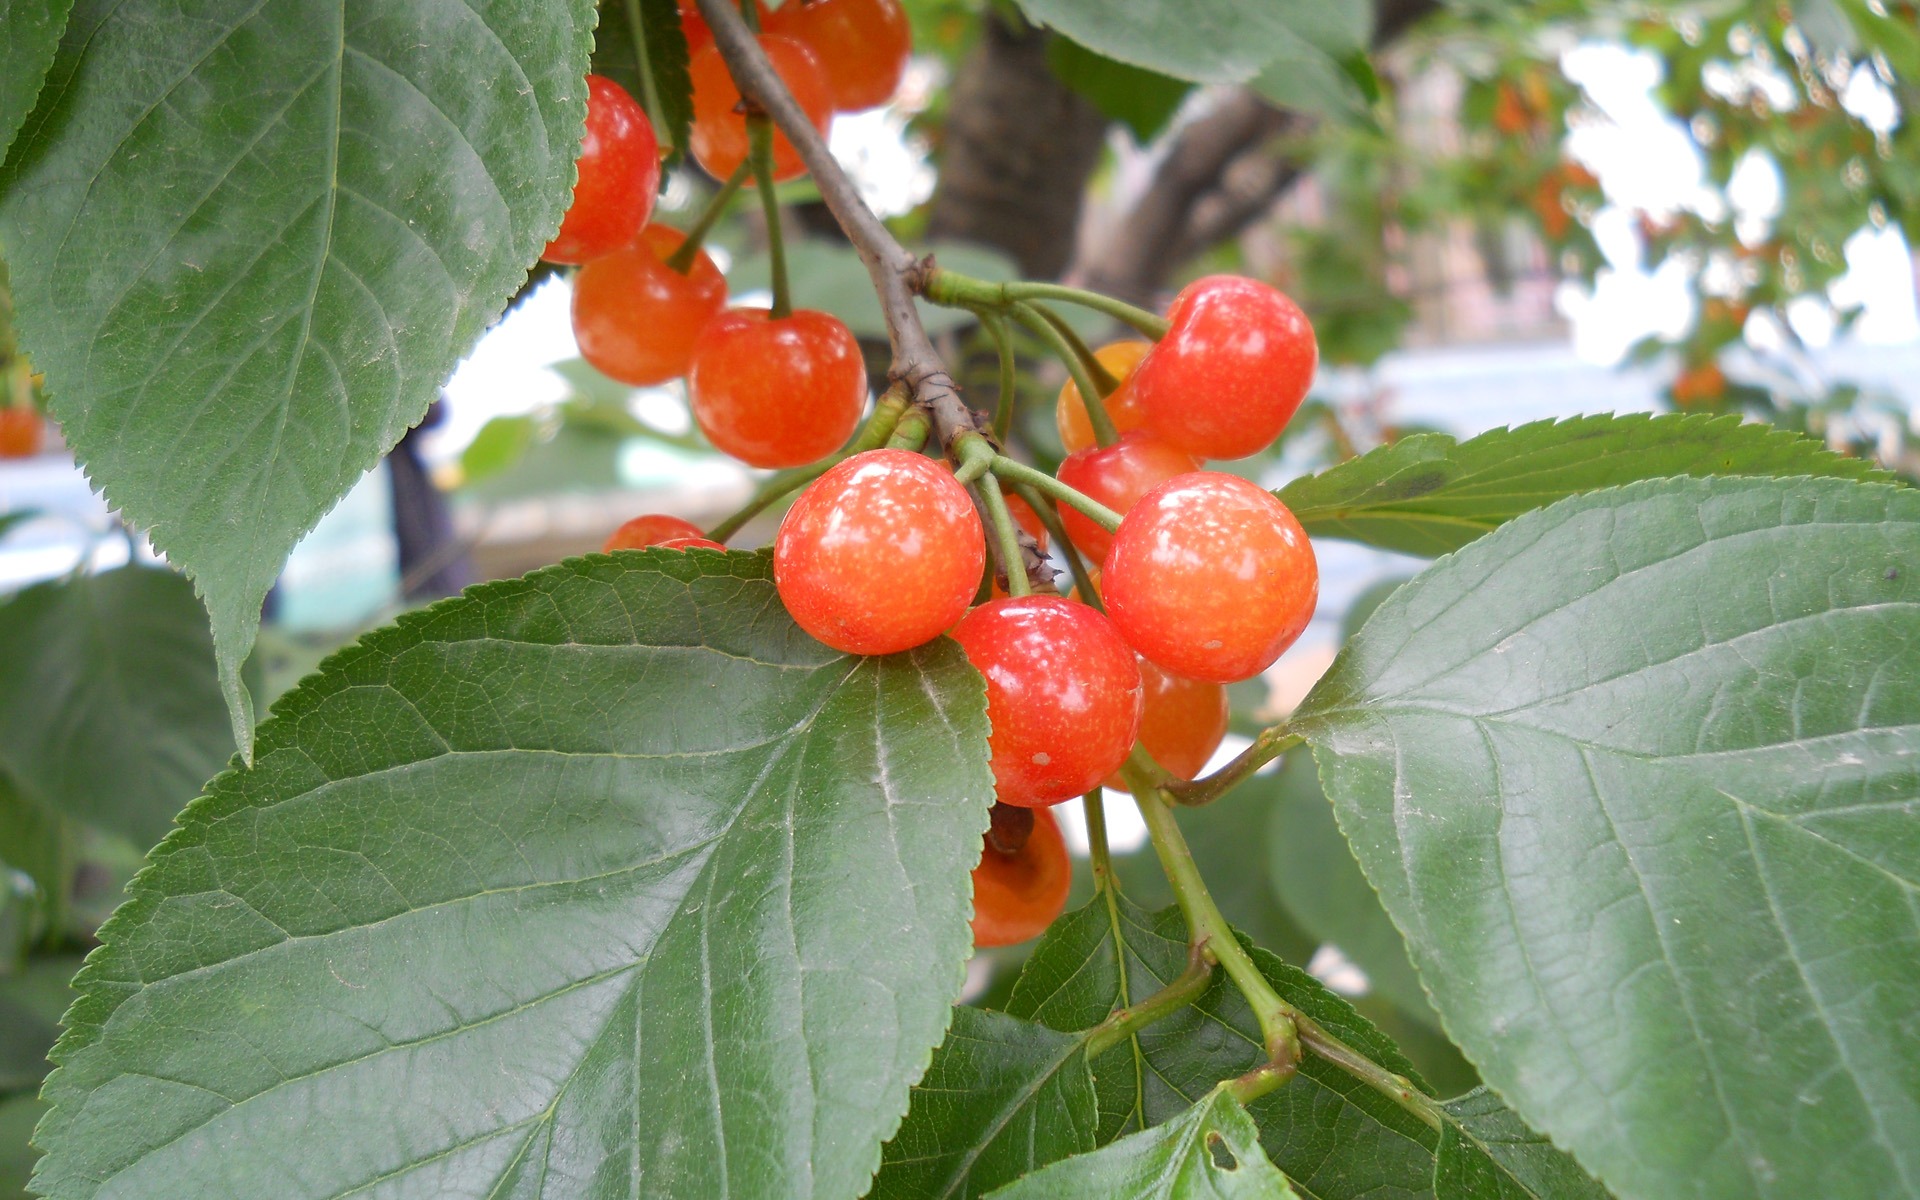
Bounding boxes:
1127 774 1301 1067
1165 727 1302 807
1009 302 1118 447
621 0 672 155
1083 941 1214 1059
989 456 1121 531
707 388 909 542
1298 1019 1444 1132
922 268 1171 340
981 310 1017 444
665 161 751 274
1082 790 1113 889
738 0 762 31
748 116 790 319
886 409 930 451
1012 484 1101 609
1227 1058 1298 1106
1034 303 1121 396
975 470 1031 598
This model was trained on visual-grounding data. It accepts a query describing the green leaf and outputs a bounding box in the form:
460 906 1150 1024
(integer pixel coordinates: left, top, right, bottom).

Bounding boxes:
1046 38 1191 143
1436 1089 1611 1200
0 566 233 849
0 0 597 753
0 510 38 544
871 1006 1099 1199
0 771 73 942
1277 413 1891 557
458 413 538 483
0 1094 45 1200
0 955 78 1095
32 552 994 1199
985 1084 1301 1199
1265 753 1434 1026
1250 33 1373 125
0 0 69 162
1004 894 1440 1199
591 0 693 161
1293 476 1920 1200
1007 0 1341 86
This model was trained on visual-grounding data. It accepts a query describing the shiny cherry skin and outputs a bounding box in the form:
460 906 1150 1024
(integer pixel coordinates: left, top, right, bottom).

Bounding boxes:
689 307 866 468
1055 432 1199 563
1005 492 1046 548
775 449 984 655
604 513 706 551
543 75 661 265
689 35 833 182
1104 473 1317 684
971 805 1070 948
0 407 44 458
678 0 769 56
1055 339 1152 455
950 596 1143 807
1106 658 1227 787
572 225 728 386
1132 275 1318 460
657 535 727 551
766 0 912 111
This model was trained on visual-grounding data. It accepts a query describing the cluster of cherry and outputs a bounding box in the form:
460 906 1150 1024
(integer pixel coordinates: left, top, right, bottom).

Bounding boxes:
550 0 910 487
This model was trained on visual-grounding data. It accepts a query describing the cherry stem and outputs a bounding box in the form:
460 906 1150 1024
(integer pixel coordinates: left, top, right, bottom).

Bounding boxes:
1296 1018 1444 1132
696 0 981 454
707 386 909 542
1082 939 1214 1060
621 0 673 156
747 116 791 319
975 470 1031 598
1164 726 1301 807
1007 302 1118 447
665 161 751 275
886 408 930 451
922 269 1170 340
1081 790 1114 889
988 456 1121 531
1035 303 1122 397
980 310 1017 444
1009 483 1100 610
1124 767 1302 1070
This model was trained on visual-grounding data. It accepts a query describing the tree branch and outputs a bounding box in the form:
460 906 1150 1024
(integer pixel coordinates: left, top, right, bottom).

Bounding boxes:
696 0 985 451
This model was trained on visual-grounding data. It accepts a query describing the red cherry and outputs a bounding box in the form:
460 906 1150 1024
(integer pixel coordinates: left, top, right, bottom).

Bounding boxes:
1104 473 1317 683
1055 432 1199 563
0 407 45 458
971 806 1070 948
950 596 1143 807
543 75 661 265
1055 340 1152 455
1107 659 1227 787
774 449 984 655
766 0 912 111
678 0 769 57
1132 275 1317 460
604 513 706 552
1004 492 1046 548
572 225 728 386
689 308 866 468
657 535 727 551
689 35 833 182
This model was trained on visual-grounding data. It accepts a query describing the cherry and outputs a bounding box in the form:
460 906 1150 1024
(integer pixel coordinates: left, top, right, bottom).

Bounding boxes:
678 0 769 57
1055 339 1152 455
971 805 1070 948
1131 275 1318 460
604 513 707 552
774 449 984 655
766 0 912 112
1104 473 1317 683
542 75 661 265
572 225 728 386
1054 432 1199 563
950 596 1143 807
0 407 44 458
689 35 833 183
1108 659 1227 787
689 308 866 468
657 535 727 551
1005 493 1046 548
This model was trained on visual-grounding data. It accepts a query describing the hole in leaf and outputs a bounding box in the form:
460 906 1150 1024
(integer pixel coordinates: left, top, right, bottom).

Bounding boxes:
1206 1131 1238 1171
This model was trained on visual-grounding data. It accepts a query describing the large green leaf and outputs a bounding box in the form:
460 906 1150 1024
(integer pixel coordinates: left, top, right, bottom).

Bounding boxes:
1293 476 1920 1200
986 1084 1300 1199
0 0 596 751
0 771 73 942
1005 893 1440 1200
1436 1089 1610 1200
31 552 994 1199
1277 414 1890 557
0 0 69 161
1006 0 1344 86
871 1006 1100 1199
590 0 692 160
1046 38 1191 143
0 566 233 849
